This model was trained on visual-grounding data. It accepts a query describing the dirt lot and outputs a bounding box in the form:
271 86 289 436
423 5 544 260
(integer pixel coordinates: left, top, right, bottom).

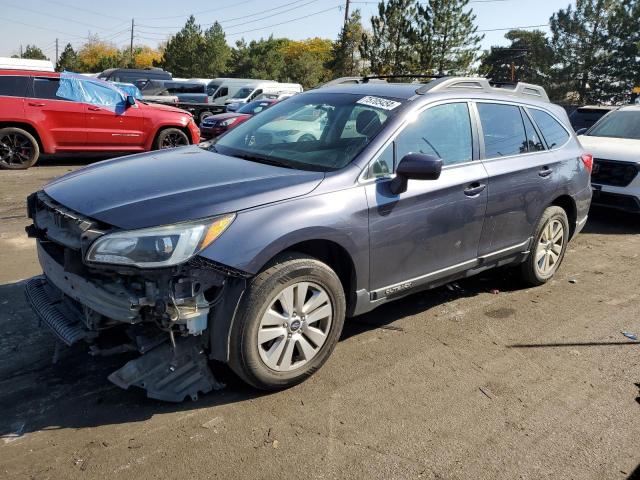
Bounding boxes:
0 158 639 480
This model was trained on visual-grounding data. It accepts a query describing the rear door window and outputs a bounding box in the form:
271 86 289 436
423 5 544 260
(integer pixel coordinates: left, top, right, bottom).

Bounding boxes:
477 103 528 158
529 109 570 149
521 109 545 152
0 76 29 97
32 77 63 100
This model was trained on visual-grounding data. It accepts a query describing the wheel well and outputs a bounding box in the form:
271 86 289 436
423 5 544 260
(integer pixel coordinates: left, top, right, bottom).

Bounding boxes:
280 240 356 312
152 125 194 148
551 195 577 238
0 122 44 152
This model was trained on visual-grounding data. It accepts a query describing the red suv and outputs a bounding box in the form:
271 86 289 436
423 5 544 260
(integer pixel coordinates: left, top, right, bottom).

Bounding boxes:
0 70 200 169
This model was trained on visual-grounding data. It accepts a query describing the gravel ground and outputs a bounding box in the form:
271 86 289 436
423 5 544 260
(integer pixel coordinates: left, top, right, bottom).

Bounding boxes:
0 158 639 480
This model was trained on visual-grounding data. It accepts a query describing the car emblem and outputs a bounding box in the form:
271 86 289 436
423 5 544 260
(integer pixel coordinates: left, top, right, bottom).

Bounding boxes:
290 319 301 331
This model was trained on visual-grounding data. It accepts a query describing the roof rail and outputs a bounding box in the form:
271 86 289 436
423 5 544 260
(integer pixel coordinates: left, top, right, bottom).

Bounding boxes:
362 74 446 83
415 76 549 102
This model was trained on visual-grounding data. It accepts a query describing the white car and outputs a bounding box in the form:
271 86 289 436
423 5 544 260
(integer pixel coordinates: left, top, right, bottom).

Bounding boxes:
578 105 640 213
256 105 328 143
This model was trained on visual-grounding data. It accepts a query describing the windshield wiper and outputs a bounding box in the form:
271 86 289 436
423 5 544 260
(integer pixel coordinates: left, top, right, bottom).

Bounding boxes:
231 152 293 169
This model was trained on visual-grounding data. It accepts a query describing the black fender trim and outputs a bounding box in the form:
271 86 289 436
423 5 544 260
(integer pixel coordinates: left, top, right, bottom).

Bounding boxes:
208 276 247 362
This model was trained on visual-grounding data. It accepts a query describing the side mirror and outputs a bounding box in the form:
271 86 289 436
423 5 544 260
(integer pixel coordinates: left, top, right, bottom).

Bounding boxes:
575 128 587 136
390 153 443 194
126 95 136 107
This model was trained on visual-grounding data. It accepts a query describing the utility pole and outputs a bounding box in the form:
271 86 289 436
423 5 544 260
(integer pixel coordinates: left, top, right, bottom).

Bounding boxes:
130 18 134 67
55 38 59 67
344 0 350 27
19 44 23 58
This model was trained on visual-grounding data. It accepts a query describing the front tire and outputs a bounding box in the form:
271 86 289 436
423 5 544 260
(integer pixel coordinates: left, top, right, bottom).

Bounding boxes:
229 253 346 390
0 127 40 169
154 128 190 150
520 206 569 286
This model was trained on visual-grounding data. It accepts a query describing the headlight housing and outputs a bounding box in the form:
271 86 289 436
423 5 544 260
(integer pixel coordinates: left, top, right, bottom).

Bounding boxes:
86 214 235 268
220 117 239 127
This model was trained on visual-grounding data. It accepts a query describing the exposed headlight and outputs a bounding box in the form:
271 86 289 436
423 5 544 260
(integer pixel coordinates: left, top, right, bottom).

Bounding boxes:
219 118 239 127
86 214 235 268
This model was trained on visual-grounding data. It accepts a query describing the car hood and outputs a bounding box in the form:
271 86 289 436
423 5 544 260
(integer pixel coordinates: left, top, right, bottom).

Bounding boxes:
578 135 640 163
139 101 187 115
44 146 324 229
206 112 246 122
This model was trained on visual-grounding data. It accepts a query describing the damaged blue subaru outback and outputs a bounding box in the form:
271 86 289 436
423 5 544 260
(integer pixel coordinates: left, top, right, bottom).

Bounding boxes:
25 77 592 401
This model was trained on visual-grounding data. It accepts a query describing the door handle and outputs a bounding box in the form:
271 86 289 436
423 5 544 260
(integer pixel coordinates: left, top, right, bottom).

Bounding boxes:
87 106 101 111
464 182 486 197
539 167 553 177
28 102 45 107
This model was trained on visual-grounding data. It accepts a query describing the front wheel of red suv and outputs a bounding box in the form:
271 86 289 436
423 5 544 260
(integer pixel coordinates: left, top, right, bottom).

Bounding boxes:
0 127 40 170
154 128 190 150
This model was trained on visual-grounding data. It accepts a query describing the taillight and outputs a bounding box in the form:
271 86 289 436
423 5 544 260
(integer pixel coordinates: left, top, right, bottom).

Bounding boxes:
581 153 593 173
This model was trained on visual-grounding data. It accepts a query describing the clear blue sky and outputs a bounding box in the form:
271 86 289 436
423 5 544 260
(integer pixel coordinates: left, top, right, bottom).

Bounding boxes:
0 0 574 60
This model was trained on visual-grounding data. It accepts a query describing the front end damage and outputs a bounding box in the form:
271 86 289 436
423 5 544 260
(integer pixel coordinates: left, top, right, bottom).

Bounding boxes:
24 191 248 402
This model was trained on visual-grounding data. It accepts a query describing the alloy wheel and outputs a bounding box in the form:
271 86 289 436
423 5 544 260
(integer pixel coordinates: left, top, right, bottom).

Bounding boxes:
0 132 35 167
257 282 333 372
160 132 188 149
534 219 564 276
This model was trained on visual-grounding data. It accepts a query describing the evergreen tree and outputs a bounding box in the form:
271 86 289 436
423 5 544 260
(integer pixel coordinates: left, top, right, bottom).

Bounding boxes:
360 0 417 75
416 0 483 75
328 9 365 77
597 0 640 103
229 36 289 80
550 0 618 103
479 30 553 84
160 16 204 77
22 45 47 60
56 43 79 72
198 21 231 77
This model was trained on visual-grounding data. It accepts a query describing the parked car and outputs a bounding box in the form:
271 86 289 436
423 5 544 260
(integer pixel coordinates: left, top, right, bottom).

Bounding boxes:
97 67 172 90
200 99 278 139
577 105 640 213
224 82 303 108
0 70 200 169
569 105 616 131
23 77 591 401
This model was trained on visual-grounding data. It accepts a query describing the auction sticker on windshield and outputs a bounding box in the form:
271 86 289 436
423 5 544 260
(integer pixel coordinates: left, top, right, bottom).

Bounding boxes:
356 96 402 111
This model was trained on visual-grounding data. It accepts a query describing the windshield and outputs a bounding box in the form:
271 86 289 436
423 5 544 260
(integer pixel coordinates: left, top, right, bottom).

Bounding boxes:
588 110 640 140
208 92 405 172
237 100 273 115
207 82 220 96
231 87 254 99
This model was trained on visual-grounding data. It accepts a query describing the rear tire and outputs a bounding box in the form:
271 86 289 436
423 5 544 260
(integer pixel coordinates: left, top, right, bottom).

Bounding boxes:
520 206 569 286
228 252 346 390
154 128 189 150
199 111 213 124
0 127 39 169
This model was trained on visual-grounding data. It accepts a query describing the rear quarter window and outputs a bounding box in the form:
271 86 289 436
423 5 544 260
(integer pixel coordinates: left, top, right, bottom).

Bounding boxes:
0 76 29 97
529 109 570 149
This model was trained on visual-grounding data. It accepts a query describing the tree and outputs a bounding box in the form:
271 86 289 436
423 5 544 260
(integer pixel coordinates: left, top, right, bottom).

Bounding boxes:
56 43 79 71
22 45 48 60
281 38 333 88
595 0 640 103
77 36 119 72
479 30 553 84
132 46 162 69
328 9 365 77
160 16 204 77
415 0 483 75
550 0 618 103
198 22 231 77
360 0 417 75
229 36 289 80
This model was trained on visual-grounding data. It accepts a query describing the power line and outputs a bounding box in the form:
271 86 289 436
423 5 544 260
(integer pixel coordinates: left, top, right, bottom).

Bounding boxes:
478 23 548 32
225 5 342 37
138 0 322 30
44 0 127 22
143 0 256 21
4 3 125 32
